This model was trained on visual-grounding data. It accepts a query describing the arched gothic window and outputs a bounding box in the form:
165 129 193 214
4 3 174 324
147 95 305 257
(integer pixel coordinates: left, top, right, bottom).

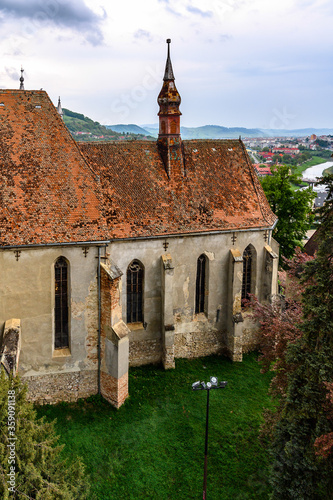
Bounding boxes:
242 246 252 304
127 260 144 323
54 257 69 349
195 254 206 314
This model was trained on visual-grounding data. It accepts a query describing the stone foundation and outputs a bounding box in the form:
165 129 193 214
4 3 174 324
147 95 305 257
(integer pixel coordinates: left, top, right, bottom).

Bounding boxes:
101 371 128 409
25 370 97 404
241 327 260 354
129 339 162 366
174 329 225 359
225 333 243 362
163 343 175 369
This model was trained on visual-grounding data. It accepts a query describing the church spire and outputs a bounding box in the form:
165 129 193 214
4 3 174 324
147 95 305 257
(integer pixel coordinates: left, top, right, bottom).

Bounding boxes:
157 39 184 179
163 38 175 81
19 67 24 90
57 96 64 119
157 38 181 138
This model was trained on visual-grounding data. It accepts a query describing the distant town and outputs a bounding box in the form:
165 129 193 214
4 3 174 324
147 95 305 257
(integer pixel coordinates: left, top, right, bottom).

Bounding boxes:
61 106 333 185
243 134 333 177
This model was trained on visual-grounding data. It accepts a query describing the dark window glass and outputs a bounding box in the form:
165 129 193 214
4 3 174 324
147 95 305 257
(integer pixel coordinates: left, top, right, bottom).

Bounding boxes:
127 260 144 323
55 257 69 349
242 247 252 303
195 254 206 314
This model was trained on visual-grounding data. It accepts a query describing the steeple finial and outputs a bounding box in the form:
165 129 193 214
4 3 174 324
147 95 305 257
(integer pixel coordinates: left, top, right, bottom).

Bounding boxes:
57 96 64 119
19 67 24 90
167 38 171 55
164 38 175 81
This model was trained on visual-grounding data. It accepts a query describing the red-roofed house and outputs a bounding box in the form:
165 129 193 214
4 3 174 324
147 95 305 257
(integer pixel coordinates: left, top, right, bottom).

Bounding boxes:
272 147 300 155
255 165 273 177
0 41 279 407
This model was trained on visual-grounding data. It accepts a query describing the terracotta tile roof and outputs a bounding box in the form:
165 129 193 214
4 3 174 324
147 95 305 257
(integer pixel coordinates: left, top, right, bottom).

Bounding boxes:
79 139 277 238
255 166 272 176
0 89 276 246
304 229 319 256
0 90 109 246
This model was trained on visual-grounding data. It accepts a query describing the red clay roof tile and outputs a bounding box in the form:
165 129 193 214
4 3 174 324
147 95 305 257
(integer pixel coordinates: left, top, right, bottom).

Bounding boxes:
0 90 277 246
79 139 277 238
0 90 109 246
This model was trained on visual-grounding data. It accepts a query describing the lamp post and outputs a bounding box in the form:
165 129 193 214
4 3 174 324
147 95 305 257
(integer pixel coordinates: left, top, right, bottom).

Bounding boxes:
192 376 228 500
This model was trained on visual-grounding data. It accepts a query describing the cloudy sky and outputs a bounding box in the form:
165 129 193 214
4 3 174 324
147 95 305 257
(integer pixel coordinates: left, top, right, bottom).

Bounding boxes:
0 0 332 129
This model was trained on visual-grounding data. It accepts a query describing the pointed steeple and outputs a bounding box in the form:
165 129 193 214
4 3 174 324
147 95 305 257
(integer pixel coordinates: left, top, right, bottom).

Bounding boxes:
19 67 24 90
157 39 181 137
157 39 184 179
163 38 175 81
57 96 64 119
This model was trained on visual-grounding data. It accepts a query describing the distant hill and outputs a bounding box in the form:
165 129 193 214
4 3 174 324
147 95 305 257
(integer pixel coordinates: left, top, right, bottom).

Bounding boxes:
138 124 333 139
63 109 153 142
259 128 333 138
64 109 333 141
181 125 263 139
109 124 264 139
106 124 152 136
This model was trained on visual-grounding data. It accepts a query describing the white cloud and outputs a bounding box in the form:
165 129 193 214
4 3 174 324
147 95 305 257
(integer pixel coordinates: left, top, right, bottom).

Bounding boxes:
0 0 332 128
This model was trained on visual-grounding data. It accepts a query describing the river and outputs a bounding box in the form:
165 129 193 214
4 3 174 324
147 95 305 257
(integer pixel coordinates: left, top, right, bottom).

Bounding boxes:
302 161 333 181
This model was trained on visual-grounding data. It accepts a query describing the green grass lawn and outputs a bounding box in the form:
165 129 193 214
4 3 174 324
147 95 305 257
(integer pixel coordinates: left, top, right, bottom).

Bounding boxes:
36 353 274 500
323 165 333 175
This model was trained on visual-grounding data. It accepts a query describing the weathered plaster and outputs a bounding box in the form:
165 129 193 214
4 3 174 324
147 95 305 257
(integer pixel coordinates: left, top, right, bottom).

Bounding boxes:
0 229 279 403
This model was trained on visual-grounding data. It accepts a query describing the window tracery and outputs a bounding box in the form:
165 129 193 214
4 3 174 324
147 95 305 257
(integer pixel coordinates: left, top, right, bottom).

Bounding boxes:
127 260 144 323
55 257 69 349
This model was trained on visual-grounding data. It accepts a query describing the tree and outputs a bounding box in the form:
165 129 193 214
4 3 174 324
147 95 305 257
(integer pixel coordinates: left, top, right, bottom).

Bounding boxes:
282 154 292 164
248 250 311 441
315 138 329 148
261 164 316 261
0 373 89 499
269 175 333 499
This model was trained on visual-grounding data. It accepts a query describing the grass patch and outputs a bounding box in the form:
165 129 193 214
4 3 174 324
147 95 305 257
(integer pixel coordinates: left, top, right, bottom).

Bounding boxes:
36 353 274 499
323 165 333 175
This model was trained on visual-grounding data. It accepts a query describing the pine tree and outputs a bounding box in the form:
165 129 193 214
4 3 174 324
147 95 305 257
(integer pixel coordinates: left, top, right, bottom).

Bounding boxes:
269 175 333 499
0 373 89 499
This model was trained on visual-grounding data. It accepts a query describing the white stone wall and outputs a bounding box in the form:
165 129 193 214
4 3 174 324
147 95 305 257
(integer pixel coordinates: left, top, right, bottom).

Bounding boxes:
110 230 278 364
0 230 279 388
0 245 100 380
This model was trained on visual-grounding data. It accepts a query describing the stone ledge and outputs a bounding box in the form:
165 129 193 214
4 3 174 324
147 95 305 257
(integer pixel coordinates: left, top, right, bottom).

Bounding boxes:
53 347 71 357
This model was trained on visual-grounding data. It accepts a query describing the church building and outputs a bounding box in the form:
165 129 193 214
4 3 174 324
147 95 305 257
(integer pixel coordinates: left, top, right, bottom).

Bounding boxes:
0 41 278 407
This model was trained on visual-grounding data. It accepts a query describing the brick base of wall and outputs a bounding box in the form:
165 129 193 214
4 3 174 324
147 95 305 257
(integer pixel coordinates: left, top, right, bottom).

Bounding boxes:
174 330 226 359
101 371 128 408
129 339 162 366
25 370 97 404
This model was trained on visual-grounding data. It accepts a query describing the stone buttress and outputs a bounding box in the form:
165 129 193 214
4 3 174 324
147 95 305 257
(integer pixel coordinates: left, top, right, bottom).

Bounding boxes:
100 261 129 408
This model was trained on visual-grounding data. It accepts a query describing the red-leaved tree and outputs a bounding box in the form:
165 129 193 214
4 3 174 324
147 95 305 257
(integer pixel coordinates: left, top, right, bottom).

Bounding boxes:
249 249 312 402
